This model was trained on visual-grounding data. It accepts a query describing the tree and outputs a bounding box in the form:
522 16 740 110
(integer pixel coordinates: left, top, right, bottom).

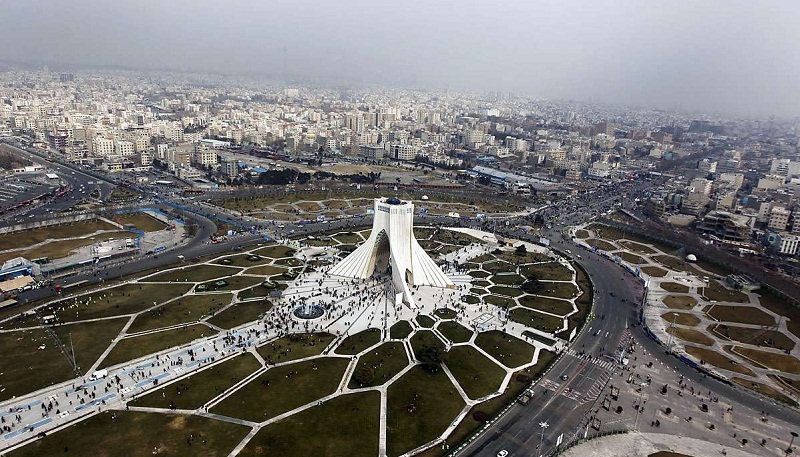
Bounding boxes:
515 244 528 256
418 346 441 374
521 278 542 294
353 366 375 386
665 407 672 415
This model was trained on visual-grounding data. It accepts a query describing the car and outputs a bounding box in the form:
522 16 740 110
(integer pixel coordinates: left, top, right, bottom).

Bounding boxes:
560 374 569 381
497 451 509 457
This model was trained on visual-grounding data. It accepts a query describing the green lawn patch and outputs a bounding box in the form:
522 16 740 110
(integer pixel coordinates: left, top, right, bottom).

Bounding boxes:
196 276 263 292
257 333 335 364
336 328 382 355
488 285 525 298
332 232 364 244
130 353 262 410
518 296 574 316
349 342 409 388
416 315 436 328
53 283 193 322
537 282 578 299
484 295 516 308
253 244 296 258
238 391 380 457
101 325 215 368
443 346 506 399
0 328 75 402
243 264 288 276
390 321 413 339
147 265 242 283
212 357 349 422
521 262 573 281
53 318 128 373
509 308 564 334
206 300 273 329
469 270 491 279
237 281 287 300
214 254 273 267
475 330 536 368
483 261 515 275
438 321 473 343
435 308 458 319
7 411 249 457
128 293 233 333
410 330 446 358
706 305 774 326
491 274 526 285
386 365 466 457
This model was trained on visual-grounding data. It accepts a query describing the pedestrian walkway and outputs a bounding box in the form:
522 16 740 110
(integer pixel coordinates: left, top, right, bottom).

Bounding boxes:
559 431 755 457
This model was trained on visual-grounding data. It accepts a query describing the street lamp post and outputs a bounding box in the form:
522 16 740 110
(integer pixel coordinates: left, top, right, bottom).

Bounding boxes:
666 312 678 353
538 421 549 457
787 431 798 455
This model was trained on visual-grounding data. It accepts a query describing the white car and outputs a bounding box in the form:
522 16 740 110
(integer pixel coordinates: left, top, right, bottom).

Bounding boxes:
497 450 509 457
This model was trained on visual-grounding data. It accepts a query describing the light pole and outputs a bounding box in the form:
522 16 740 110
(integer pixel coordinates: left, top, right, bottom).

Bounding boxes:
666 312 677 353
787 431 798 455
538 421 549 457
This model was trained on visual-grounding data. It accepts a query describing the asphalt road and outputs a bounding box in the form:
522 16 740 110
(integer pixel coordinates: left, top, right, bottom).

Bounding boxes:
459 229 642 457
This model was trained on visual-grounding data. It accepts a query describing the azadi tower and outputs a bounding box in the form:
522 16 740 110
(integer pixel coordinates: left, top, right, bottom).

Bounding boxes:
328 197 454 307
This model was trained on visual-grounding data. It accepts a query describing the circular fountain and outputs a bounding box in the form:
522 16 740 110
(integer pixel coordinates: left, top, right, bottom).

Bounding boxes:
293 303 325 320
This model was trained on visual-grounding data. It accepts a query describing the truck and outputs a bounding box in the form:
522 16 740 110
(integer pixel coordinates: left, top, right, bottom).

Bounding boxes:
517 391 533 405
90 369 108 380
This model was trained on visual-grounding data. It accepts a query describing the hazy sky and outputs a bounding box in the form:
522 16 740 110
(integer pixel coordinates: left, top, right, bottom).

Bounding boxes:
2 0 799 117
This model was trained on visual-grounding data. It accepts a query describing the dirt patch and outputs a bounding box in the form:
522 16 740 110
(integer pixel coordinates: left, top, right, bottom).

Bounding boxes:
663 295 697 310
666 327 714 346
684 345 756 377
660 282 690 293
660 312 700 326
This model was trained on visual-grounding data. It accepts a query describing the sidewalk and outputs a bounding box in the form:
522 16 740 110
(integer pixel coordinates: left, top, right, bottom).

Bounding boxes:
559 431 757 457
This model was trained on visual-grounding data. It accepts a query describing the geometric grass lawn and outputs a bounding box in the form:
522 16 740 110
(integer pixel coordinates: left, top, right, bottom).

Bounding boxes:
442 345 507 399
7 410 249 457
237 391 381 457
256 332 336 364
387 365 466 457
211 357 350 422
349 342 409 389
206 300 273 329
100 325 216 368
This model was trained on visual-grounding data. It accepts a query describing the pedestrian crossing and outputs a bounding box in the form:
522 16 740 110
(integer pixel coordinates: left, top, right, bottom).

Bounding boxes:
564 348 617 370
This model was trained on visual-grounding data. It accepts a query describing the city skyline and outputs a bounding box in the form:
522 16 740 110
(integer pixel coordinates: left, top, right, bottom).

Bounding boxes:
1 0 799 118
